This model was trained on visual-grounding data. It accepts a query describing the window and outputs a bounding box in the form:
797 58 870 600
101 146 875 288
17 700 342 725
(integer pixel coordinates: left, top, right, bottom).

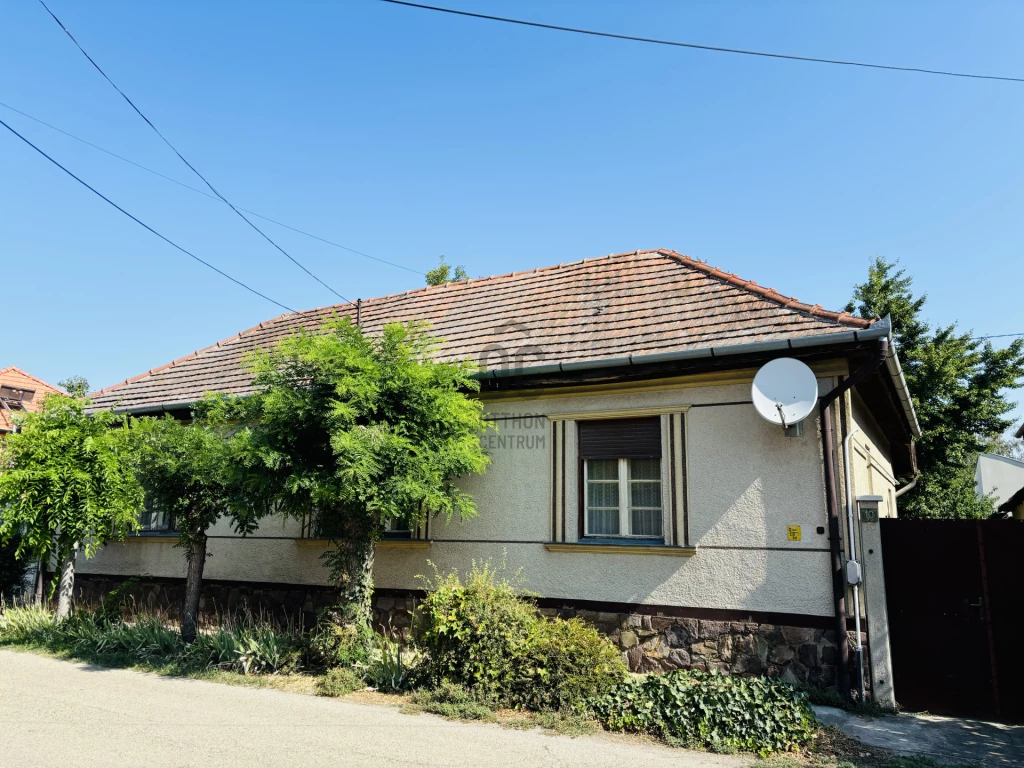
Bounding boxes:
139 497 174 532
579 418 663 540
383 517 412 539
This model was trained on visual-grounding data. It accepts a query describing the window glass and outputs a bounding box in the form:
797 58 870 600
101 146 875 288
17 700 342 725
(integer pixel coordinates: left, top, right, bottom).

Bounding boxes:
584 456 662 539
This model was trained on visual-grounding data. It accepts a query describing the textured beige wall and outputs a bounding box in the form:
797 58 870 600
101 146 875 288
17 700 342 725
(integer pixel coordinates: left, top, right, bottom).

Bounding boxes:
81 369 854 618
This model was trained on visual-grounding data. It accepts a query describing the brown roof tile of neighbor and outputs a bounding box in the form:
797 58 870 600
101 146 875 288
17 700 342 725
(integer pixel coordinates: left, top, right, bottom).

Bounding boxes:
89 248 879 412
0 366 65 433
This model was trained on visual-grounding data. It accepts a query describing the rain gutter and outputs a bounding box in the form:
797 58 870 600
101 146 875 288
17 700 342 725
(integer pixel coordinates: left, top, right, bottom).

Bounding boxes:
474 317 921 438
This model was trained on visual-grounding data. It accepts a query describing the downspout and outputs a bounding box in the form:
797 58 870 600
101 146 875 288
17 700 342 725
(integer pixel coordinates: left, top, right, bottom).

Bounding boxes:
819 338 888 700
895 473 918 498
843 427 866 702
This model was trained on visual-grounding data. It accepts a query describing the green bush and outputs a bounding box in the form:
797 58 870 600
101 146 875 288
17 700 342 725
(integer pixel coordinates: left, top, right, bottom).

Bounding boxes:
416 562 626 710
187 625 304 675
591 670 816 756
316 666 365 697
0 602 305 675
510 617 626 711
307 604 373 670
96 575 147 626
0 601 54 644
362 630 422 691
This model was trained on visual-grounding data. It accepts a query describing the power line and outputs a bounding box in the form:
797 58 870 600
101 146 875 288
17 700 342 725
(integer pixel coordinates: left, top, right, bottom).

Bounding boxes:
379 0 1024 84
38 0 350 303
973 333 1024 341
0 101 423 276
0 118 295 313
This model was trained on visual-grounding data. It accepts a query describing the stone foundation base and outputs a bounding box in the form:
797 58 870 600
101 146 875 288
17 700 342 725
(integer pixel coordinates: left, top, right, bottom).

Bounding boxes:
538 606 865 689
72 575 864 691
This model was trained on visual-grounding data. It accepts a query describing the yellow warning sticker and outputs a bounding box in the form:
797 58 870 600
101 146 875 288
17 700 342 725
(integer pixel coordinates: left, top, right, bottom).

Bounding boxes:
787 525 802 541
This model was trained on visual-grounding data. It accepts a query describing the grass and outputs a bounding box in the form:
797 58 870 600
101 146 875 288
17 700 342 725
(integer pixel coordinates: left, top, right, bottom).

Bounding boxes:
316 666 365 697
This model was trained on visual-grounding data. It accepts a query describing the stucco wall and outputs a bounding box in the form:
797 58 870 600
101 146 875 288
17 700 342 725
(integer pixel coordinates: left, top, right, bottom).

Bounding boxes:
847 390 897 520
80 368 852 619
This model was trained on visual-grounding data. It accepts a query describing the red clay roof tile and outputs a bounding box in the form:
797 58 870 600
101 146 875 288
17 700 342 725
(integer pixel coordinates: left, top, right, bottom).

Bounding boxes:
89 248 878 411
0 367 65 432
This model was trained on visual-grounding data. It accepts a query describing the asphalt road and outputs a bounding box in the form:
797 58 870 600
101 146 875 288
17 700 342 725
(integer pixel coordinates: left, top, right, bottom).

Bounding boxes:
0 650 747 768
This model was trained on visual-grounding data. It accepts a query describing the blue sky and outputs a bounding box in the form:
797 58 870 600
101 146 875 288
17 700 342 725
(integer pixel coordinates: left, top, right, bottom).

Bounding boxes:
3 1 1022 428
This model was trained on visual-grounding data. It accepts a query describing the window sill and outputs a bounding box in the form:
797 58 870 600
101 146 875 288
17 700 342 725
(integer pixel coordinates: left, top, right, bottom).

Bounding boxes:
544 541 696 557
295 538 431 550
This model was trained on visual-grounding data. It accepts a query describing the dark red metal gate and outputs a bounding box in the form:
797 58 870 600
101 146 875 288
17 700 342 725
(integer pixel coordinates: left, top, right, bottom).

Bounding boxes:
881 519 1023 722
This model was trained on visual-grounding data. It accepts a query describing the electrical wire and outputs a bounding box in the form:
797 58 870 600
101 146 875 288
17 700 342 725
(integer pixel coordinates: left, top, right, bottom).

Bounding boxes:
379 0 1024 84
38 0 350 302
0 118 295 313
0 101 423 276
972 333 1024 341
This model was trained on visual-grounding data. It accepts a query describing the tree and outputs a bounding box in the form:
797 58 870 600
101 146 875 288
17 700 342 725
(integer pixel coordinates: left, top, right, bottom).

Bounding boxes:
426 255 469 286
131 414 260 643
983 433 1024 463
0 394 143 619
217 317 490 628
846 257 1024 518
58 376 90 398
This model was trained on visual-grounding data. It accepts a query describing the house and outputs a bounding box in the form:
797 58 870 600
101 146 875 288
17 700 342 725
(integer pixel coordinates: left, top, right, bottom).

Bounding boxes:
975 452 1024 513
1 366 66 597
995 423 1024 520
80 249 920 704
0 366 63 435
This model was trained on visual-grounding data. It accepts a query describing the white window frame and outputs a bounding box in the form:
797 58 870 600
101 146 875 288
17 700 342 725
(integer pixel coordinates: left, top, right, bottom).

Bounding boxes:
583 457 663 540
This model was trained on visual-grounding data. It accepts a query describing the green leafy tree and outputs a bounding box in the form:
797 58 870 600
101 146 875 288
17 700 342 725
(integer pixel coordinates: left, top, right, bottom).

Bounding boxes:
131 414 262 642
426 255 469 286
983 434 1024 463
58 376 90 398
0 394 143 619
846 257 1024 518
215 317 491 628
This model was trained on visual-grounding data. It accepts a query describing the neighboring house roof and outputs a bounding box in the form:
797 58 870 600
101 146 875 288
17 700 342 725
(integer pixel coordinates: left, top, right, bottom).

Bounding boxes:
89 248 905 420
0 366 65 433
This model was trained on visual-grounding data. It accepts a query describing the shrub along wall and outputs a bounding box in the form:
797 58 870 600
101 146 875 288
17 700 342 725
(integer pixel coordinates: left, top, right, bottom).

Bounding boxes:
72 575 864 691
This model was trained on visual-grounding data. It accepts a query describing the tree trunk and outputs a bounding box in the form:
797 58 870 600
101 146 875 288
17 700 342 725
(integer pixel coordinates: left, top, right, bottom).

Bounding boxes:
34 559 45 605
54 542 78 622
180 531 208 644
333 538 376 628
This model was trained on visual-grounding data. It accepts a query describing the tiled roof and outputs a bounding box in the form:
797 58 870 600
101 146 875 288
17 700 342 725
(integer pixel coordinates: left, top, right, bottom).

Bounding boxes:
0 366 65 432
90 248 878 412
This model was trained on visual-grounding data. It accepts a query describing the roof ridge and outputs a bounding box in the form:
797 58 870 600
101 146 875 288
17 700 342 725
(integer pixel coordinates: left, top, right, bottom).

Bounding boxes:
0 366 66 393
296 248 662 316
655 249 875 329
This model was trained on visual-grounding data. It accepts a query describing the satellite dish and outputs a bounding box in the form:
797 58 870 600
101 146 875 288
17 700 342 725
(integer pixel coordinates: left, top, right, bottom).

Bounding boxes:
751 358 818 429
